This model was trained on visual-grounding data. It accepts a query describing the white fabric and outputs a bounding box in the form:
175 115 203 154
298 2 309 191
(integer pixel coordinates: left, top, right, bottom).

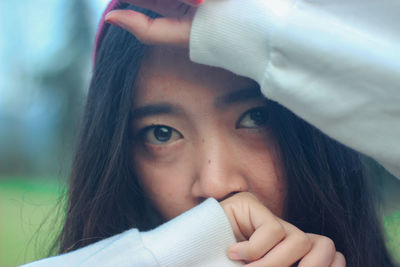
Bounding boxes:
21 198 241 267
190 0 400 178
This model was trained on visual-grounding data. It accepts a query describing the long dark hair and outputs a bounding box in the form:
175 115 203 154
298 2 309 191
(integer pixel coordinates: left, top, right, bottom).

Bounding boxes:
53 4 396 266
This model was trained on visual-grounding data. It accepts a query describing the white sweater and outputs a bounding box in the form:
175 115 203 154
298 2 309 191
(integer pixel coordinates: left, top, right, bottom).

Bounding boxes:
22 0 400 266
22 199 241 267
190 0 400 178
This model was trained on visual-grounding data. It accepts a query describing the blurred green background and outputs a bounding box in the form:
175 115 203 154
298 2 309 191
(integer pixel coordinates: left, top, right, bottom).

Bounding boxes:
0 0 399 266
0 178 63 266
1 0 108 266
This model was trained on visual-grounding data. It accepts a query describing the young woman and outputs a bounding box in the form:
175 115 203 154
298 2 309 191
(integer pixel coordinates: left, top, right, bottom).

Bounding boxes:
24 0 399 266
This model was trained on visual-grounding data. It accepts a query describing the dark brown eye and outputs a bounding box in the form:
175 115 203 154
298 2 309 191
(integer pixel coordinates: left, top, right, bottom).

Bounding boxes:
237 107 269 128
154 126 172 142
142 125 182 144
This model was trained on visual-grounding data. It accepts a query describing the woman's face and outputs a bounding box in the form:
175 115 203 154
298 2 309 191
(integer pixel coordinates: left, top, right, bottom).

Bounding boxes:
131 47 285 220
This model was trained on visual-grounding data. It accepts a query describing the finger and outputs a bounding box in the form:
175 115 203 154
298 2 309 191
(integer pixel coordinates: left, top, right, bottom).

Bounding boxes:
105 9 191 47
222 193 274 241
223 194 286 261
244 222 312 267
228 220 286 262
297 234 336 267
181 0 204 6
119 0 200 16
329 252 346 267
223 208 248 242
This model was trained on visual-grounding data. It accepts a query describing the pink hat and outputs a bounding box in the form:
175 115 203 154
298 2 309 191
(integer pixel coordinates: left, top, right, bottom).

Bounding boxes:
93 0 125 63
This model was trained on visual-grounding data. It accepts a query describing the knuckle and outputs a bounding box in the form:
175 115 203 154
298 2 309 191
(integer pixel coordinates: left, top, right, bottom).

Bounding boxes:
245 245 264 261
333 251 347 267
293 232 312 252
269 221 285 240
319 236 336 252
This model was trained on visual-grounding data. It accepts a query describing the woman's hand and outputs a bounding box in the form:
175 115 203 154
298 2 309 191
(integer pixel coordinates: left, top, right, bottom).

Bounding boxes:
221 192 346 267
105 0 202 47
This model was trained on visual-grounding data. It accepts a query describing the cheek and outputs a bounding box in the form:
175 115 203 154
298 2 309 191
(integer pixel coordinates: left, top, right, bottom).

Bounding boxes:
132 150 196 220
238 135 286 217
248 161 286 217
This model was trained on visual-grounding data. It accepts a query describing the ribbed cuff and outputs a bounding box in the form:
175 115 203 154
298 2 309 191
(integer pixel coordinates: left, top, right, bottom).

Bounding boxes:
140 198 242 267
191 0 285 85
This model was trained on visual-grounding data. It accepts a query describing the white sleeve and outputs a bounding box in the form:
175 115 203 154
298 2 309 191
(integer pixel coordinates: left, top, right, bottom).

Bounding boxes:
20 229 157 267
21 198 241 267
190 0 400 178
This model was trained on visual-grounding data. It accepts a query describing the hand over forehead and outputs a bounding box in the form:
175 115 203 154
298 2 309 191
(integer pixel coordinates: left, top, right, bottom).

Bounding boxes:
105 0 204 47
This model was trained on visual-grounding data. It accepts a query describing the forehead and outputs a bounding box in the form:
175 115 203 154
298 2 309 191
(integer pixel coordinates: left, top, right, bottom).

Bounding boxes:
133 47 257 106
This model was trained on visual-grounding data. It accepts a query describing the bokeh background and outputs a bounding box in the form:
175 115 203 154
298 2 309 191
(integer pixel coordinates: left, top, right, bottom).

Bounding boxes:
0 1 399 266
1 1 109 266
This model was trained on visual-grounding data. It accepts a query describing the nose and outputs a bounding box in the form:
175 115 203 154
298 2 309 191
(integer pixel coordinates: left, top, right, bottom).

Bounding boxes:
191 134 249 202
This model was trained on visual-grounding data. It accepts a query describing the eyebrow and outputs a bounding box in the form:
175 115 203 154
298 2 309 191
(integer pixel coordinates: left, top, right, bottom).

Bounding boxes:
131 103 184 120
131 86 263 120
214 86 263 109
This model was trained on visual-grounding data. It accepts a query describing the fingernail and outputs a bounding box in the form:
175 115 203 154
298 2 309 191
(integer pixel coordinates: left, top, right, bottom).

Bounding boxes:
104 11 114 22
228 244 243 260
105 17 125 30
105 11 123 27
190 0 203 5
228 251 242 260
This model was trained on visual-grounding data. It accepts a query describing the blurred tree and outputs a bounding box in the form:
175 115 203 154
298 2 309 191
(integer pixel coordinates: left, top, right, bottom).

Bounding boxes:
0 0 95 178
32 0 94 178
